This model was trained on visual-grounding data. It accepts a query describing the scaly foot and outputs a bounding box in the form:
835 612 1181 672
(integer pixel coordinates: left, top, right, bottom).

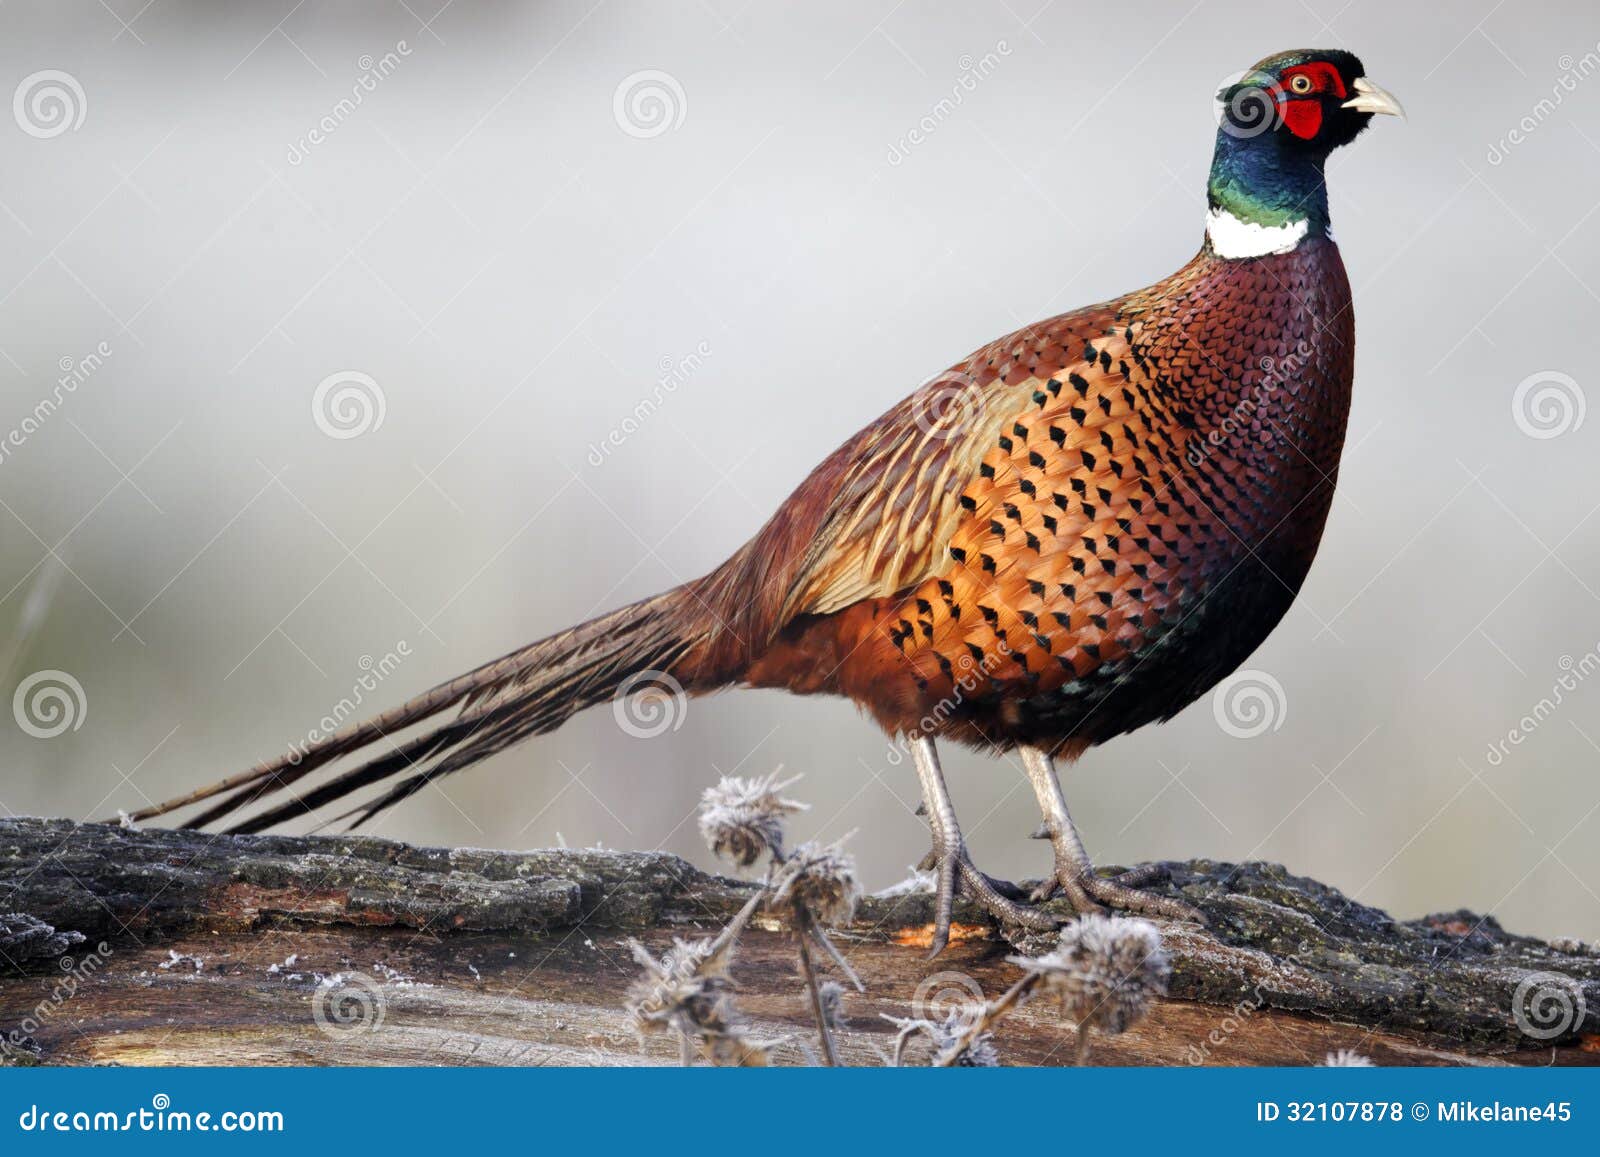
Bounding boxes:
1031 852 1205 924
1018 745 1206 925
918 838 1057 958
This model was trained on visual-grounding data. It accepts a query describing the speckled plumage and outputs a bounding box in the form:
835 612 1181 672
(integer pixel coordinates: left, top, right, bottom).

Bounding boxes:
134 48 1394 893
735 236 1355 757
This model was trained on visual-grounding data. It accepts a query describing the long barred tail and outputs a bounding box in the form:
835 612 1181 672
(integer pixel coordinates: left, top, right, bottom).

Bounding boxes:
123 590 701 835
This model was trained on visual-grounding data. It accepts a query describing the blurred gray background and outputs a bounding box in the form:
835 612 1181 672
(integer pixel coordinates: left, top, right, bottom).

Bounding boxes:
1 1 1597 940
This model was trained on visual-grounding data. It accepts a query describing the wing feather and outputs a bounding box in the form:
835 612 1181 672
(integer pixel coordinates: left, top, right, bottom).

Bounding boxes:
789 306 1121 617
685 304 1123 680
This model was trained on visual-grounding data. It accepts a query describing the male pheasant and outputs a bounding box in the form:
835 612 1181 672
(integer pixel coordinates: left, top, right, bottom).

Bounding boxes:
131 50 1402 954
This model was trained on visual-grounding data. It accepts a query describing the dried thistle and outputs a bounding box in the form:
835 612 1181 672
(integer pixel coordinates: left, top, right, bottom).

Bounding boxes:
892 970 1037 1068
768 839 861 927
884 1009 1000 1067
671 775 868 1068
704 1032 780 1067
697 770 807 867
1322 1048 1375 1067
950 1018 1000 1067
624 891 776 1066
767 837 865 1065
625 936 736 1039
816 979 846 1033
1011 913 1170 1064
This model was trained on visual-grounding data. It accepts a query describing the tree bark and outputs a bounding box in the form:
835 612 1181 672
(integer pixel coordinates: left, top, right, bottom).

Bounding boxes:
1 816 1596 1067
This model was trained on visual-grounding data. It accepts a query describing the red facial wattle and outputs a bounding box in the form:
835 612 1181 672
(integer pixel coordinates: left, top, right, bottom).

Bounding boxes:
1281 100 1323 139
1274 61 1349 140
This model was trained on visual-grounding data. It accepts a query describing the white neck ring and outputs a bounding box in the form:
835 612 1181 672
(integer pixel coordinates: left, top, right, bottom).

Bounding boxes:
1205 207 1310 259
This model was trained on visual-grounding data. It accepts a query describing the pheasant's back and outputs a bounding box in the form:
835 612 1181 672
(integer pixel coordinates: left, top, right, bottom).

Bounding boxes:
737 238 1355 754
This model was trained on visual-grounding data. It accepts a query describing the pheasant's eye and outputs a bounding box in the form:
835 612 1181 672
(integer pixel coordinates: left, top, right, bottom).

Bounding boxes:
1288 74 1314 95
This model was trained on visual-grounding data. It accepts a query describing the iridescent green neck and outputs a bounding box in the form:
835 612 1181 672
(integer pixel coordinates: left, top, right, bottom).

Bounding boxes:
1207 128 1330 233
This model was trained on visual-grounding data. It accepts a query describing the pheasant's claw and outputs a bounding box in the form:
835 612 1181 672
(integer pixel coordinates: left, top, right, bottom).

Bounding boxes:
920 845 1035 900
1038 858 1204 925
957 857 1058 929
925 837 1057 958
1107 863 1167 888
1082 871 1205 924
1029 866 1105 911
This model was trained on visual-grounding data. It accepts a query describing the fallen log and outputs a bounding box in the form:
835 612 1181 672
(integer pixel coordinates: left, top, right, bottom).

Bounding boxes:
0 816 1595 1066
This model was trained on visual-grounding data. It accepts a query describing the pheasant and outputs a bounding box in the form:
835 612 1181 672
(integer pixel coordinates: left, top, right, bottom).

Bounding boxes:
129 50 1402 954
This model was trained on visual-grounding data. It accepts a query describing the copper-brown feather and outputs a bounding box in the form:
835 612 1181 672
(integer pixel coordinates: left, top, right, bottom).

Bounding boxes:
128 235 1353 833
738 242 1353 752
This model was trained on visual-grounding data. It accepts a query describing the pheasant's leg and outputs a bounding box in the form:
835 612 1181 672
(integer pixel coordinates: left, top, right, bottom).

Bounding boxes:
1019 745 1102 911
910 737 1055 956
911 804 1029 902
910 742 959 953
1020 745 1204 923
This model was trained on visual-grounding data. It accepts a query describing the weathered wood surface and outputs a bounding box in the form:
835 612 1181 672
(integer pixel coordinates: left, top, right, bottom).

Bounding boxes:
1 816 1597 1067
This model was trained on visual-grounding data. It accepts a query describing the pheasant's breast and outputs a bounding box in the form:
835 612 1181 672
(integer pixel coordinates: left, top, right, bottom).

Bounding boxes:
823 239 1357 750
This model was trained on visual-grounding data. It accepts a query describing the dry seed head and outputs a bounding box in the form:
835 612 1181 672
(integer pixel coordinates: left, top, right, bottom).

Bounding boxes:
1322 1049 1375 1067
942 1009 1000 1068
697 770 808 867
1014 913 1170 1034
625 936 737 1038
625 936 784 1066
884 1009 999 1067
817 979 847 1032
769 839 861 927
704 1032 778 1067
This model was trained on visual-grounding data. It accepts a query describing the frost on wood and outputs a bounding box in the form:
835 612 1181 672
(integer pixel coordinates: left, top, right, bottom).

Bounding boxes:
0 913 85 965
0 817 1597 1066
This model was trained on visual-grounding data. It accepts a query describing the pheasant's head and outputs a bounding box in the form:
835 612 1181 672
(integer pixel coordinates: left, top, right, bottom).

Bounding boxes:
1207 49 1402 256
1219 50 1402 151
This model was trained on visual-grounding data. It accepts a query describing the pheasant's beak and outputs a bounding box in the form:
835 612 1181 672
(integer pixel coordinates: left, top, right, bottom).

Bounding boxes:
1342 77 1405 119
